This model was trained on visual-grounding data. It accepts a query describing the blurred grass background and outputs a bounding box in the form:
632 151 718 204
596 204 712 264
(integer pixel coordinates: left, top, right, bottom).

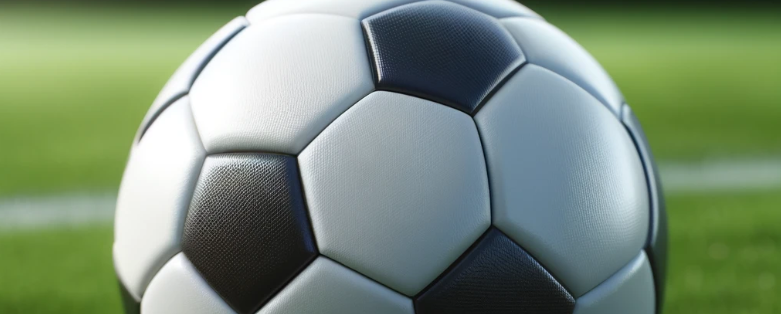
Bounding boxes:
0 1 779 313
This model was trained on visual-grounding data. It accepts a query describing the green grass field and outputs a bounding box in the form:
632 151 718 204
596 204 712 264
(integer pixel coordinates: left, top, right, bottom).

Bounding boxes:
0 6 241 196
0 226 119 313
1 5 779 196
0 4 779 314
2 192 778 314
550 9 781 161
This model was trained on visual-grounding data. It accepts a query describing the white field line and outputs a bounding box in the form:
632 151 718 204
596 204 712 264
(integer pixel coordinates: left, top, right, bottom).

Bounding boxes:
0 193 115 230
659 158 781 193
1 159 780 230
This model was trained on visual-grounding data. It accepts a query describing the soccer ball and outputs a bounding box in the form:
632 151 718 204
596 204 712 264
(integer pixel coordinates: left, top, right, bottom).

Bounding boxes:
113 0 667 313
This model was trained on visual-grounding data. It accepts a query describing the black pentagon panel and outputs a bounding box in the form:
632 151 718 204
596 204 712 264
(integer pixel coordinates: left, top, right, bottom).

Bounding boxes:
117 281 140 314
362 1 524 114
416 228 575 314
182 153 317 314
621 104 667 312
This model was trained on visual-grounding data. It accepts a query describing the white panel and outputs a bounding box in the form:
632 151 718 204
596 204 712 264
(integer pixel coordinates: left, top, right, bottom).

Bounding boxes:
623 103 667 307
474 65 648 297
446 0 540 18
114 97 205 300
574 252 656 314
247 0 422 24
190 14 374 155
622 104 666 253
502 18 623 115
135 17 247 143
258 257 414 314
299 91 490 296
141 253 235 314
247 0 540 25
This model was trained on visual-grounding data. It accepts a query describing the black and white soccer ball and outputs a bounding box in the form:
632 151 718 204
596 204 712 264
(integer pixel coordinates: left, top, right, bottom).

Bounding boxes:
113 0 667 313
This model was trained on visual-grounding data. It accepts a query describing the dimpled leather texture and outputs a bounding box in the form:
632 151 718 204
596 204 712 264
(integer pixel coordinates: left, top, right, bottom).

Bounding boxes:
135 17 247 143
622 104 668 310
141 254 236 314
113 97 206 301
182 154 316 313
572 252 655 314
416 228 575 314
362 1 524 113
298 91 490 296
258 257 414 314
475 65 649 297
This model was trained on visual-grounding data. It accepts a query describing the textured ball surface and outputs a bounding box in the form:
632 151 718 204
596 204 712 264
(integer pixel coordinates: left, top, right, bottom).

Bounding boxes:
113 0 667 313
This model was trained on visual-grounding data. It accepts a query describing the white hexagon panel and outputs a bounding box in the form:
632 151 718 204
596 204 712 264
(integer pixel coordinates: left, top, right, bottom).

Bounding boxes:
573 252 656 314
134 17 247 144
114 97 205 301
474 64 649 297
501 17 624 115
190 14 374 155
298 91 491 296
141 254 235 314
258 257 414 314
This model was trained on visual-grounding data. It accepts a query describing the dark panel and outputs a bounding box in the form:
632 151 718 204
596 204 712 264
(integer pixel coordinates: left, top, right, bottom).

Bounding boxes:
117 281 140 314
621 104 667 313
182 153 317 314
416 228 575 314
362 1 524 114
